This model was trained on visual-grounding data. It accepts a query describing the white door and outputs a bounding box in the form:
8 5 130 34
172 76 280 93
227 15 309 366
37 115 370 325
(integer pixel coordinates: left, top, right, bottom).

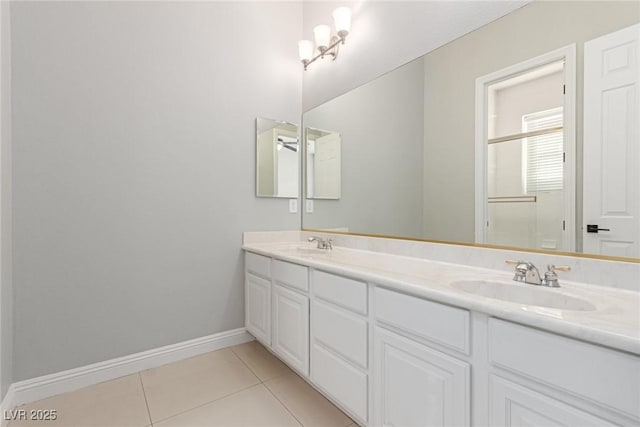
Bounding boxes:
272 284 309 376
489 376 615 426
313 132 341 199
583 24 640 257
374 327 470 427
245 273 271 346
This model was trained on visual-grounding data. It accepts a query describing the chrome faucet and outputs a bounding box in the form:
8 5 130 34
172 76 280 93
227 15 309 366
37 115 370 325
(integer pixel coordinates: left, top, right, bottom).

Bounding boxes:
308 236 333 250
511 260 542 285
506 260 570 287
541 264 571 287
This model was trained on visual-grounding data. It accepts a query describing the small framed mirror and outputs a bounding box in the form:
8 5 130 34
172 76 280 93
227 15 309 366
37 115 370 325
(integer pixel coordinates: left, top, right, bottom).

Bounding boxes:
305 127 341 200
256 117 299 198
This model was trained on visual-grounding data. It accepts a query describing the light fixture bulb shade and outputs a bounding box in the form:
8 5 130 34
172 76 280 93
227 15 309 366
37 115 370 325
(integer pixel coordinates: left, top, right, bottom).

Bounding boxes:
332 7 351 35
298 40 314 61
313 25 331 49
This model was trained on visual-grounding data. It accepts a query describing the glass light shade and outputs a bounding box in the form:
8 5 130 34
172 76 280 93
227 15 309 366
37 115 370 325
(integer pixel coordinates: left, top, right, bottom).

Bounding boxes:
332 7 352 35
313 25 331 49
298 40 314 62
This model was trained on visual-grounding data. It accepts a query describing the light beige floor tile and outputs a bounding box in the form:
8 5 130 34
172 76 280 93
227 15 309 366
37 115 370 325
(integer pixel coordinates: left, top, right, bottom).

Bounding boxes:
265 372 353 427
154 384 301 427
140 348 260 422
232 341 293 381
7 374 150 427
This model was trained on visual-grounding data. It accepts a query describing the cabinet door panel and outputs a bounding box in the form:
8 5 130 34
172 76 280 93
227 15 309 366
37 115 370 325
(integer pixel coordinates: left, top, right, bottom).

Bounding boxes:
375 328 470 427
490 376 616 427
272 284 309 376
245 273 270 345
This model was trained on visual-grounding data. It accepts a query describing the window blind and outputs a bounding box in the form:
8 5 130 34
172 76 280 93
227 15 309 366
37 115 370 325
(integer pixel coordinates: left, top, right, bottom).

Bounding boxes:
523 108 563 193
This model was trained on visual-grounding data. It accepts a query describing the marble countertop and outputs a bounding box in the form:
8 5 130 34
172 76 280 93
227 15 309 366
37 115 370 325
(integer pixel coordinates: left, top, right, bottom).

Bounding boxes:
243 241 640 355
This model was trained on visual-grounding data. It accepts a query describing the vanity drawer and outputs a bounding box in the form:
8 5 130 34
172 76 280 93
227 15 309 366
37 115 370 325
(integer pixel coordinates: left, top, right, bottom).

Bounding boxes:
489 318 640 420
245 252 271 279
312 300 368 368
374 287 470 354
312 270 367 315
311 342 368 423
273 259 309 292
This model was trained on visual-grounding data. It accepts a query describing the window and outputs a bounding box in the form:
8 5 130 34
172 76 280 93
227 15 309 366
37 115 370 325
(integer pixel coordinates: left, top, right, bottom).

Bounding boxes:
522 107 563 193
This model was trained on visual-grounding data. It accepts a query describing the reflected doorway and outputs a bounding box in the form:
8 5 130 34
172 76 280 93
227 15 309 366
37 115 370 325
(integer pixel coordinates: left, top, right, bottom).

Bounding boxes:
475 46 576 252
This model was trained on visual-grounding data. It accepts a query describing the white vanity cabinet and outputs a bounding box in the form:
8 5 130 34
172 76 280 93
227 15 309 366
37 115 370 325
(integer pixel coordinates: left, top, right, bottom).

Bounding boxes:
488 318 640 426
374 328 470 427
310 270 369 424
373 287 471 427
244 248 640 427
244 253 310 376
272 260 310 376
245 253 272 346
489 376 617 426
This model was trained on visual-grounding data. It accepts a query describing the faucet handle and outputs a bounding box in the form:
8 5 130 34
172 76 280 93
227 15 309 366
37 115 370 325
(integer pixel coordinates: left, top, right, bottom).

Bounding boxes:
506 260 528 282
307 236 332 250
548 264 571 272
307 236 321 248
542 264 571 287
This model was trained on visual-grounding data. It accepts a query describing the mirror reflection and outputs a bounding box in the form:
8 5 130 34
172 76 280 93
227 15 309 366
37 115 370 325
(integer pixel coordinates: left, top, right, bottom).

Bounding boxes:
482 58 570 252
302 1 639 260
256 117 299 198
305 127 342 200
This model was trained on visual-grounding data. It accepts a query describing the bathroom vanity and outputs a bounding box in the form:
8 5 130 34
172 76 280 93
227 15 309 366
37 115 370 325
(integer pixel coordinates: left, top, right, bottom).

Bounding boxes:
242 233 639 427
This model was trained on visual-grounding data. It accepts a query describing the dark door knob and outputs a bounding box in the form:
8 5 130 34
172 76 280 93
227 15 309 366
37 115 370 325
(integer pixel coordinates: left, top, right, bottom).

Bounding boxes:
587 224 610 233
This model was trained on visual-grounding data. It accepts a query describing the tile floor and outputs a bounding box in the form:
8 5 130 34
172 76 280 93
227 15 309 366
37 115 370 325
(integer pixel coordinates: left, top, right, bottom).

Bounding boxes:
8 341 355 427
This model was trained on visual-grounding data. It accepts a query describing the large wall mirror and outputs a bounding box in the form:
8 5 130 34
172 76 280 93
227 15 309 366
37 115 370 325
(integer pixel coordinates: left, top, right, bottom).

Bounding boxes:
256 117 299 198
302 1 640 261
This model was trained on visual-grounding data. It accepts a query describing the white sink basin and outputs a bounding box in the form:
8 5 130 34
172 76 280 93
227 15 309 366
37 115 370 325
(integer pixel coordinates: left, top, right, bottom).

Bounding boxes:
451 280 596 311
274 244 332 259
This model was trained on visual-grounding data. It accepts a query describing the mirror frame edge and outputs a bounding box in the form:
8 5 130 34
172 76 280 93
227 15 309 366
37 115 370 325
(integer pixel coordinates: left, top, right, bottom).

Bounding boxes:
301 228 640 264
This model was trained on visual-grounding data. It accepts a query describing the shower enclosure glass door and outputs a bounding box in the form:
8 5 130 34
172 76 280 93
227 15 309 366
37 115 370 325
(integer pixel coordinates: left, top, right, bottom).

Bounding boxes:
483 59 570 251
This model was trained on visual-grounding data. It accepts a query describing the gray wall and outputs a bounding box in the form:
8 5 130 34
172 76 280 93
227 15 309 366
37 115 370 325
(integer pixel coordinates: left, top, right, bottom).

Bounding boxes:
303 58 424 238
12 1 301 381
1 0 13 398
422 0 640 247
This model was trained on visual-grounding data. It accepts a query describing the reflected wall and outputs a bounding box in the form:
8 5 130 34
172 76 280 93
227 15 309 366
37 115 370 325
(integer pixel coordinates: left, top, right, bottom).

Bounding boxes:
303 59 424 237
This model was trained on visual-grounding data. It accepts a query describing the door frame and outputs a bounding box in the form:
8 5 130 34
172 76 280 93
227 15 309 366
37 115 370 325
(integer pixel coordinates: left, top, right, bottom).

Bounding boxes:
474 44 576 252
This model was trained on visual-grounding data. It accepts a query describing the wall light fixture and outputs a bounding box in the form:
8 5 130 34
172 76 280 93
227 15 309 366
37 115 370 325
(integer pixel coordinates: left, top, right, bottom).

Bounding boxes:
298 7 352 70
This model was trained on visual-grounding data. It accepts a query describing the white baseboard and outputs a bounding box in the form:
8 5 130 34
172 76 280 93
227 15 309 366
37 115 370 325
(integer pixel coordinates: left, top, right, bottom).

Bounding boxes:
0 327 253 422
